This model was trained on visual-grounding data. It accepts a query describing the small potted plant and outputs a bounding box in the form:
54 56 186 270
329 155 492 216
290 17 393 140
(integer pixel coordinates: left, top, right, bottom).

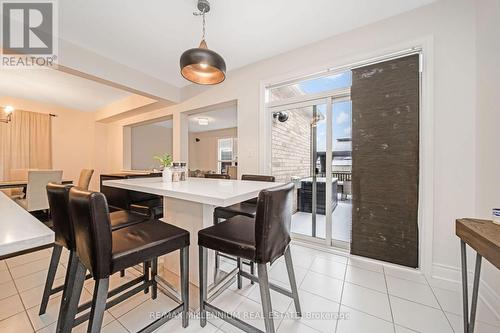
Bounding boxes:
154 153 173 182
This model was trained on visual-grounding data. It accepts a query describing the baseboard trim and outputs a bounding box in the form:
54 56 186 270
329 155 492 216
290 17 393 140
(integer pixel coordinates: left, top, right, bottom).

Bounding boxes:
431 263 500 321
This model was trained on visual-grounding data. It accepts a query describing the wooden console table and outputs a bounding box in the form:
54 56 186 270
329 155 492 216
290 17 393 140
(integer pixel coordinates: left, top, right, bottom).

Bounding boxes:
456 218 500 333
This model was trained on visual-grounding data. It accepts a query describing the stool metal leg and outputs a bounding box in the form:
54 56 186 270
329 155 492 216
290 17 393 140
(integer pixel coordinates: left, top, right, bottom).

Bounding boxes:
214 213 220 283
39 244 62 315
180 247 189 328
144 261 150 294
257 264 275 333
250 262 255 285
284 247 302 316
56 250 78 332
88 278 109 333
460 240 469 333
151 257 158 300
237 258 243 289
120 270 125 277
199 246 208 327
58 258 86 333
469 253 482 333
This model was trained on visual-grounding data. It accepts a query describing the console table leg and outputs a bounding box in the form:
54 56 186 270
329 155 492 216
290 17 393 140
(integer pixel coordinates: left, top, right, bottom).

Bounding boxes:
460 240 469 333
469 253 482 333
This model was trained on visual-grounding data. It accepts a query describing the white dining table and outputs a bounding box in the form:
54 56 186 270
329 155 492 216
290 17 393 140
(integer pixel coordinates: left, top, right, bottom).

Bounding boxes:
0 191 54 260
103 177 283 288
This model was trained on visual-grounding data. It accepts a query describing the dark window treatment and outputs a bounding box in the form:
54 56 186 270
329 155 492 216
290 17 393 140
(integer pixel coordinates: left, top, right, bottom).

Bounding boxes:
350 54 420 268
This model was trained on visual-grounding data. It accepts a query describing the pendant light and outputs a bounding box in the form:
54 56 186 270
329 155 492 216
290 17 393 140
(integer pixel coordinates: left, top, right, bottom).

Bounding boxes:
180 0 226 85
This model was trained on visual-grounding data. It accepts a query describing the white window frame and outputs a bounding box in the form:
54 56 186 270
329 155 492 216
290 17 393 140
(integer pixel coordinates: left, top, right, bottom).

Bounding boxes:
217 137 237 173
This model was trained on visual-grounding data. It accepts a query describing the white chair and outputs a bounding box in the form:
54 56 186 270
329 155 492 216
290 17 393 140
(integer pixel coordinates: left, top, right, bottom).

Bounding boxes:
15 170 63 212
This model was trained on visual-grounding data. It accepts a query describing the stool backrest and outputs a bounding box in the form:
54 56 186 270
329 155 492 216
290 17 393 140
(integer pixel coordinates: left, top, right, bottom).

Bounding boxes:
204 173 230 179
241 174 275 205
241 174 275 182
254 182 294 264
69 187 112 279
77 169 94 190
47 183 74 250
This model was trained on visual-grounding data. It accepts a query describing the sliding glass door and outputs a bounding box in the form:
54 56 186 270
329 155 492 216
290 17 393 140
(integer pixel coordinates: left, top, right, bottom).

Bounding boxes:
270 96 350 246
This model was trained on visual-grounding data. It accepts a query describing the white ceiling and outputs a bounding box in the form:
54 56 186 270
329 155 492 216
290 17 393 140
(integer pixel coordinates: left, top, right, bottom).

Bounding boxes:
188 107 237 132
60 0 436 88
0 68 130 111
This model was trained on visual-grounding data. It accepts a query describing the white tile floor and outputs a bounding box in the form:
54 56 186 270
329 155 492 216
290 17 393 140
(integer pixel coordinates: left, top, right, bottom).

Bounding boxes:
0 243 499 333
291 199 352 243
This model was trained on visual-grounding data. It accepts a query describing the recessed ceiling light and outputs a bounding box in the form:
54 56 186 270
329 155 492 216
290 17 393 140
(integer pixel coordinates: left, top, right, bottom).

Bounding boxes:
197 117 209 126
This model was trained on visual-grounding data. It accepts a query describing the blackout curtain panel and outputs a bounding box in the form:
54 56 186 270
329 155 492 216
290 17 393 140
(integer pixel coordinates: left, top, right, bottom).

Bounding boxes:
350 54 420 268
0 110 52 181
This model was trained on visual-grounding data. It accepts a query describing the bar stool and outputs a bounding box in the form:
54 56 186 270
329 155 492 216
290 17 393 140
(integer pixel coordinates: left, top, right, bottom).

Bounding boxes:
204 173 230 179
213 175 275 286
39 183 150 316
198 183 301 333
59 187 190 333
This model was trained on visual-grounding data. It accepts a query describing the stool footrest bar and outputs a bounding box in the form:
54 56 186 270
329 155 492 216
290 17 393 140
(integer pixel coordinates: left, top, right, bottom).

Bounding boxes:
205 303 264 333
240 271 293 298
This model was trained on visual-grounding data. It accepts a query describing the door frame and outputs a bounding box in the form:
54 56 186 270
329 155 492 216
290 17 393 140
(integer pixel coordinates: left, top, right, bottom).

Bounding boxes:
259 38 434 275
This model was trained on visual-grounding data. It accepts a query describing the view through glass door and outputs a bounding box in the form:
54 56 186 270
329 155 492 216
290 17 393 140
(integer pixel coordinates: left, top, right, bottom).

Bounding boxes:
270 96 352 247
271 102 327 241
267 70 352 248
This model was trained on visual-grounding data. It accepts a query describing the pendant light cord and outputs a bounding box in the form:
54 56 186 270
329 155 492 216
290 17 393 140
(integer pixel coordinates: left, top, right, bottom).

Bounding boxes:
202 11 206 40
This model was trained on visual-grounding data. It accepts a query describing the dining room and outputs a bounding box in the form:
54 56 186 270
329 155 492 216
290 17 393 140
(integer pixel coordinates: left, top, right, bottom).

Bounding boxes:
1 1 499 333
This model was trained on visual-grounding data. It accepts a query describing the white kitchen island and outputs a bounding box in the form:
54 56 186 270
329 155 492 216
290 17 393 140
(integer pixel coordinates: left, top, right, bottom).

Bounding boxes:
102 177 283 287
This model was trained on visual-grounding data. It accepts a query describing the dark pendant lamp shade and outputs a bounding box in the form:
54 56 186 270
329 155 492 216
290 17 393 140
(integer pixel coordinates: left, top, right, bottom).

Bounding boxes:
180 40 226 85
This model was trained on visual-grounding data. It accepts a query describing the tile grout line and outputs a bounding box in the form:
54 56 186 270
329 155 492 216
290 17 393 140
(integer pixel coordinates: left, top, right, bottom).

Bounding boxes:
5 250 52 270
4 255 37 333
333 256 348 333
423 273 456 332
382 266 396 333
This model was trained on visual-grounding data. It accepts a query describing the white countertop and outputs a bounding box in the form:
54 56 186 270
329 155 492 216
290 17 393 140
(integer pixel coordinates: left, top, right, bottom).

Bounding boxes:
103 177 284 207
0 192 54 259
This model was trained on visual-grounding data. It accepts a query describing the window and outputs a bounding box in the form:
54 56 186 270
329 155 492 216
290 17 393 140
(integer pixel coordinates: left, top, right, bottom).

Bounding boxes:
267 70 352 103
217 137 237 173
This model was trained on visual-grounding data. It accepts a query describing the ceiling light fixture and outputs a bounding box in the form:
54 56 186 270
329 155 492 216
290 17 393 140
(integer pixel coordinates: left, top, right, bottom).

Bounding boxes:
180 0 226 85
197 117 209 126
1 105 14 123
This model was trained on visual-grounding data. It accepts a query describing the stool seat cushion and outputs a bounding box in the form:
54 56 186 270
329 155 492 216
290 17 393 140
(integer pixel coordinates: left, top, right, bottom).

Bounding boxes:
198 215 256 261
214 202 257 219
110 210 148 231
111 221 189 273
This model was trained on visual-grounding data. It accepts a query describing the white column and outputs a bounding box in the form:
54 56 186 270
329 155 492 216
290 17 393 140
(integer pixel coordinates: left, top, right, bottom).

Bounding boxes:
172 112 188 162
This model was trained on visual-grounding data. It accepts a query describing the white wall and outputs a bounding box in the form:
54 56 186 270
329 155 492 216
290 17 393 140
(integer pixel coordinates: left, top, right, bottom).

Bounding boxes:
188 128 237 172
475 0 500 301
131 124 173 170
97 0 498 313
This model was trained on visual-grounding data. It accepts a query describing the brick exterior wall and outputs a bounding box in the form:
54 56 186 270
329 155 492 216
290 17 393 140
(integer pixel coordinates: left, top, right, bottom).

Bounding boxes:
271 108 311 211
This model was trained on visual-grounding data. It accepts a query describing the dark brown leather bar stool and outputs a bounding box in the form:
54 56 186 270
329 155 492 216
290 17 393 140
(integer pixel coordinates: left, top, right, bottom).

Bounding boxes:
198 183 301 333
130 197 164 219
59 188 190 333
204 173 230 179
213 174 275 286
39 183 150 316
